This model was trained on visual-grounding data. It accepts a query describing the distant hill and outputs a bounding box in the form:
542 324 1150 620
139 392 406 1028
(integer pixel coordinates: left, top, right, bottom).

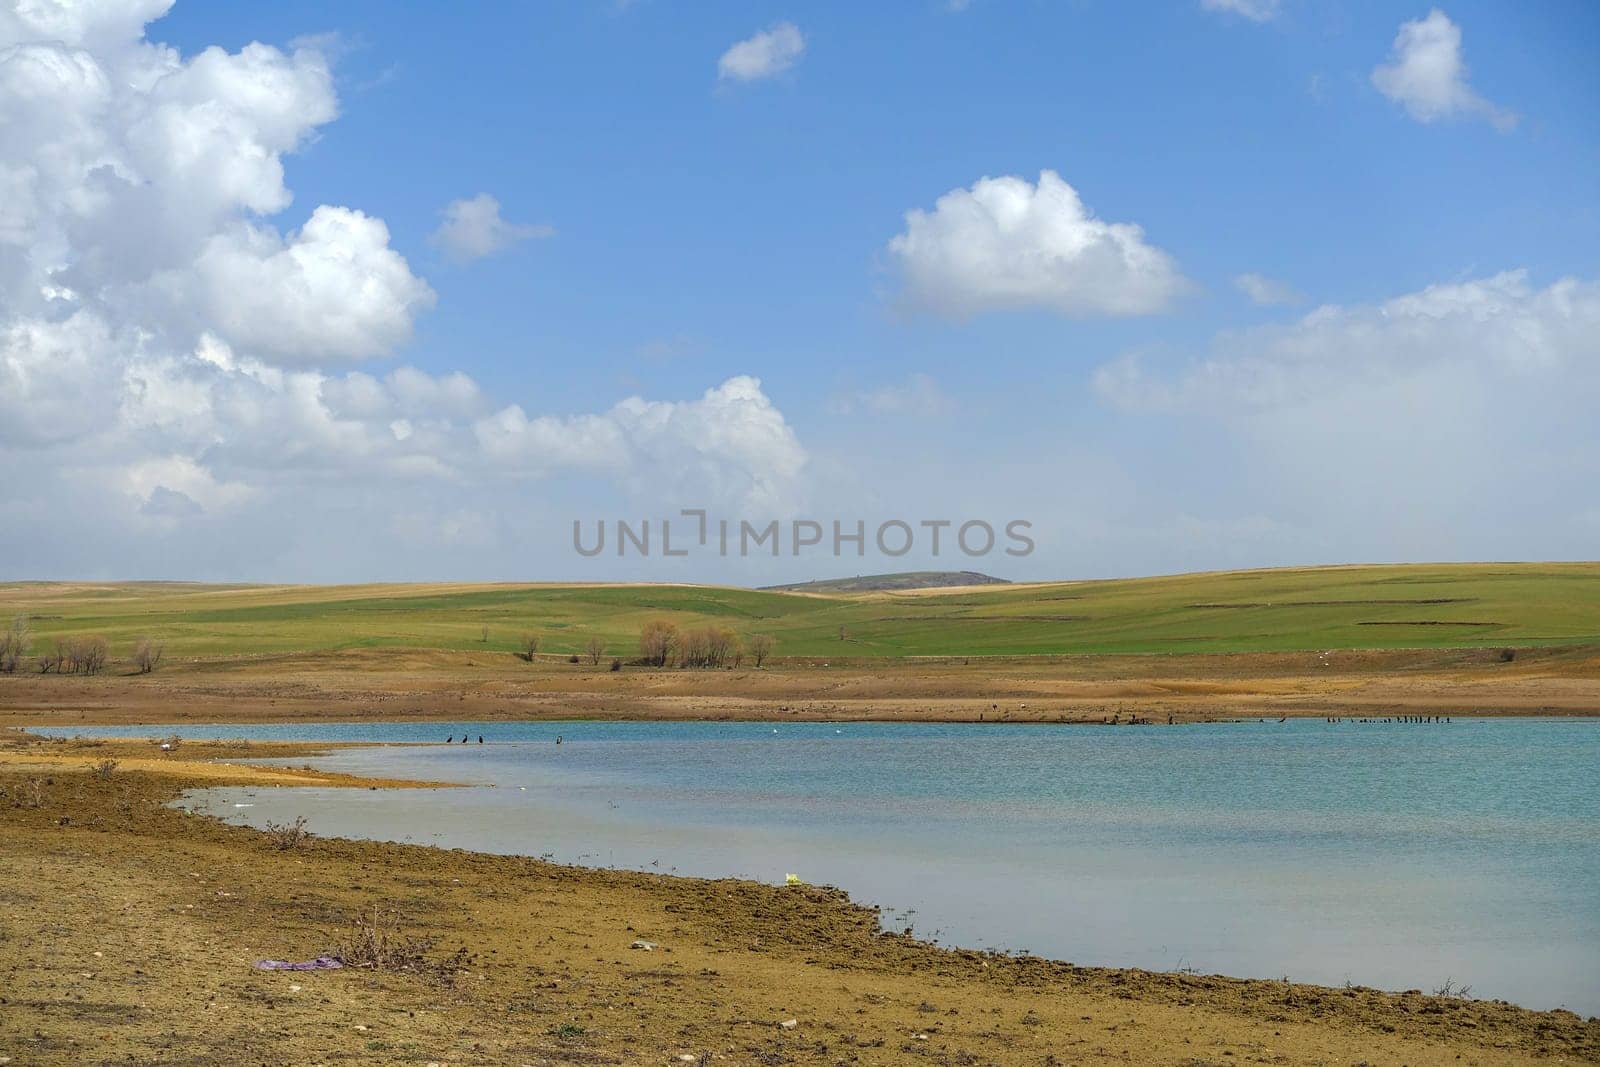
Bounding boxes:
763 570 1011 593
4 563 1598 659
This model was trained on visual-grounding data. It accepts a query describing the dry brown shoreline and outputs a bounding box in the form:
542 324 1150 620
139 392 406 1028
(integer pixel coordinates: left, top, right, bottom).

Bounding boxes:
4 642 1600 731
2 734 1598 1065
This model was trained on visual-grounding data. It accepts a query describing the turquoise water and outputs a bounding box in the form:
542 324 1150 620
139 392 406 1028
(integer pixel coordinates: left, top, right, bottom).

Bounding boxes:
40 718 1600 1014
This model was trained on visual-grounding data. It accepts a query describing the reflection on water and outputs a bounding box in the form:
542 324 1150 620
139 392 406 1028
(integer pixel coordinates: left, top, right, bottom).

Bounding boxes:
46 718 1600 1013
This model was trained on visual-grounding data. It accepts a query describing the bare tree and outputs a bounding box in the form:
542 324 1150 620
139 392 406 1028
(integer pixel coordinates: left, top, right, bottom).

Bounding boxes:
61 636 109 675
749 633 774 668
0 615 28 673
586 636 606 665
520 633 541 662
132 636 164 674
638 619 680 667
838 625 848 642
479 623 490 643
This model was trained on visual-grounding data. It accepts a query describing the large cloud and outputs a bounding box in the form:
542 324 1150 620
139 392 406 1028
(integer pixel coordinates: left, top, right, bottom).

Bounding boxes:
1091 271 1600 561
1093 271 1599 413
0 2 810 579
886 170 1188 318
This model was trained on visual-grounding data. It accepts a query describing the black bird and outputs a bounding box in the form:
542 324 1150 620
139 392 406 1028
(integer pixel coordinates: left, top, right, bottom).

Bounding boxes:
446 736 454 744
477 735 484 744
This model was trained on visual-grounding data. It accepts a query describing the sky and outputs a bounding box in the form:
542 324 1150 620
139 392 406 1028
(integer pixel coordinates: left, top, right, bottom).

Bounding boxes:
1 0 1597 584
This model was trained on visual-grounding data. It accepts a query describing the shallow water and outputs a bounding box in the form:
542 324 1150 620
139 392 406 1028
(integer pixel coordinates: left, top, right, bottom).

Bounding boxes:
42 717 1600 1013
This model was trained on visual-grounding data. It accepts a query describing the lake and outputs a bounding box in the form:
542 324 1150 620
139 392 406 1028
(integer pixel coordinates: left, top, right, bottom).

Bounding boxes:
40 717 1600 1014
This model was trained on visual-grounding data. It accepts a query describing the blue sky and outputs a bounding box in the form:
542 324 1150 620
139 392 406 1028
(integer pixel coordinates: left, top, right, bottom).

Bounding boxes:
1 1 1597 582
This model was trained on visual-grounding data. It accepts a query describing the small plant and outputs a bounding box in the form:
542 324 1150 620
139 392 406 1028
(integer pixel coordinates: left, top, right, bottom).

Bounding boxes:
1433 977 1473 999
335 907 474 987
265 815 312 850
93 758 120 780
15 778 46 809
1498 647 1516 662
609 657 622 672
548 1023 587 1039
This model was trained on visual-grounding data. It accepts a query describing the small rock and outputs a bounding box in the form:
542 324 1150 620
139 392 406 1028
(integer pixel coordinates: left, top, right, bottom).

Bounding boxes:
677 1056 697 1063
779 1019 798 1029
288 984 301 992
354 1024 369 1032
630 939 657 951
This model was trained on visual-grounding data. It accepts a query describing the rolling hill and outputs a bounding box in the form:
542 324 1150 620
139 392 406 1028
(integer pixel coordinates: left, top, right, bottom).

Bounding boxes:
1 562 1597 663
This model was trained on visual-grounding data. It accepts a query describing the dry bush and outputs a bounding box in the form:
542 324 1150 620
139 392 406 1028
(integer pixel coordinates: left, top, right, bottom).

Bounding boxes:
132 636 164 673
638 618 679 667
335 907 475 987
0 615 28 673
13 778 47 809
749 633 774 667
585 636 606 665
677 625 740 669
520 633 540 661
265 815 312 850
92 758 120 780
609 657 622 672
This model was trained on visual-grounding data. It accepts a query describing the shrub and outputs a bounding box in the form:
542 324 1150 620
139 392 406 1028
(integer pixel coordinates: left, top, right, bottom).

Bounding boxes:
335 907 475 987
265 815 312 850
610 657 622 672
132 637 164 673
1498 647 1516 662
93 758 120 780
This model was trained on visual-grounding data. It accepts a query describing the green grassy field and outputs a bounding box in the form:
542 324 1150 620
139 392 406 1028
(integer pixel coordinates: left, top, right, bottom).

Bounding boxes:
1 563 1597 661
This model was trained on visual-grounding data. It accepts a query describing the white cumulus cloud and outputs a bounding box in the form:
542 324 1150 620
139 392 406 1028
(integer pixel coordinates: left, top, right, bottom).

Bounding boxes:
430 193 552 264
886 170 1188 318
184 207 435 365
717 22 804 83
1371 9 1515 130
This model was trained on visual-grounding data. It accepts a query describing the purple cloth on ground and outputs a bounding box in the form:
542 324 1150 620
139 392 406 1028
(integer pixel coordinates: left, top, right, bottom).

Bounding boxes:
254 956 343 970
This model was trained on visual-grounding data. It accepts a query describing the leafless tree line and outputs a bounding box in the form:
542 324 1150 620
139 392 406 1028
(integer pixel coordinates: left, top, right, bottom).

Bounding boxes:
0 616 164 675
636 620 774 669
